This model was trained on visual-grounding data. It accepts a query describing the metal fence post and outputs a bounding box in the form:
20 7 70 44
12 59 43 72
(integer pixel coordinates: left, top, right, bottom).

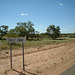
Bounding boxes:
10 43 12 70
22 43 25 71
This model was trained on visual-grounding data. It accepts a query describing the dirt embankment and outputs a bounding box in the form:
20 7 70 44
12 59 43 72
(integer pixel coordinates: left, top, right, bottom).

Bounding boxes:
0 42 75 75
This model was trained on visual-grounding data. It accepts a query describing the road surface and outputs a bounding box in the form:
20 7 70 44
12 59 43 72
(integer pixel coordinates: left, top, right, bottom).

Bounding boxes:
60 64 75 75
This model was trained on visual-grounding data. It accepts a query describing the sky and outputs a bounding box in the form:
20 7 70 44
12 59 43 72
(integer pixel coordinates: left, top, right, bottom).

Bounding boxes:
0 0 75 33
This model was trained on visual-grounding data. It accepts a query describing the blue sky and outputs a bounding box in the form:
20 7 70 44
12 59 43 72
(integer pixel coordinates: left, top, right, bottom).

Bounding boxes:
0 0 75 33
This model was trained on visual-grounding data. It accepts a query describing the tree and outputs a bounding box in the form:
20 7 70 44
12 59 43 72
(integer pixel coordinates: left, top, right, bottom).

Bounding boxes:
33 31 40 40
6 29 19 38
26 21 35 40
0 25 8 39
15 21 35 40
15 22 27 37
35 31 40 37
46 25 60 39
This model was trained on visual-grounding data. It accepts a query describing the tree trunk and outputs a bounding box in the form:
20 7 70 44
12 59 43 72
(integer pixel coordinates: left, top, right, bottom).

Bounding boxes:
26 35 28 40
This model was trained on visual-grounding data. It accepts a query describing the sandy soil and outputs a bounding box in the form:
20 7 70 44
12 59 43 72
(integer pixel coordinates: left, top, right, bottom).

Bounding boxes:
0 42 75 75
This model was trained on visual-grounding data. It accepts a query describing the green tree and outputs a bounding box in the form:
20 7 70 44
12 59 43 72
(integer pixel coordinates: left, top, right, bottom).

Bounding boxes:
6 29 19 38
15 21 35 40
0 25 8 39
46 25 60 39
34 31 40 40
35 31 40 37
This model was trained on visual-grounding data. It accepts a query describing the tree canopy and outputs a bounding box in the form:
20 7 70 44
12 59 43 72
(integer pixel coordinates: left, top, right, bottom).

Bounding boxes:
0 25 8 39
0 21 62 40
46 25 60 39
6 29 19 38
15 21 35 40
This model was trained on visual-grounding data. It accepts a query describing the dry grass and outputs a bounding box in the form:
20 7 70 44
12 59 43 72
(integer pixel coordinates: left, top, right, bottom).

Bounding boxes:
0 37 75 50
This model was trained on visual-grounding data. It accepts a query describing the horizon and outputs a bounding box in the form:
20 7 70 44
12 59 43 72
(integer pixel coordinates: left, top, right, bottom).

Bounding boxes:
0 0 75 33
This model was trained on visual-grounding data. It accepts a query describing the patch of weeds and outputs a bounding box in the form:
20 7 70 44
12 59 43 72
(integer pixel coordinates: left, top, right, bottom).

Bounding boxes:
37 46 42 49
54 62 56 65
53 41 56 43
1 46 8 50
5 51 9 54
61 57 64 60
36 69 42 74
4 70 7 74
4 69 10 74
19 72 25 75
0 45 9 50
64 52 66 54
53 62 57 67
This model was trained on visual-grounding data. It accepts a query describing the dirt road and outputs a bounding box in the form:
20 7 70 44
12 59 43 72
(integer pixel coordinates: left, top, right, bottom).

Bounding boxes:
0 42 75 75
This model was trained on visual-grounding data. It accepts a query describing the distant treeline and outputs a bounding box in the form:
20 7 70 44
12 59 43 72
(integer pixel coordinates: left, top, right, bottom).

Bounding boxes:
60 33 75 38
0 21 75 40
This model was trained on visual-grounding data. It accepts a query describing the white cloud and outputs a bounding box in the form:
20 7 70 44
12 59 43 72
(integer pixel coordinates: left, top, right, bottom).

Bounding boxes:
21 13 28 16
58 2 63 6
21 13 25 16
